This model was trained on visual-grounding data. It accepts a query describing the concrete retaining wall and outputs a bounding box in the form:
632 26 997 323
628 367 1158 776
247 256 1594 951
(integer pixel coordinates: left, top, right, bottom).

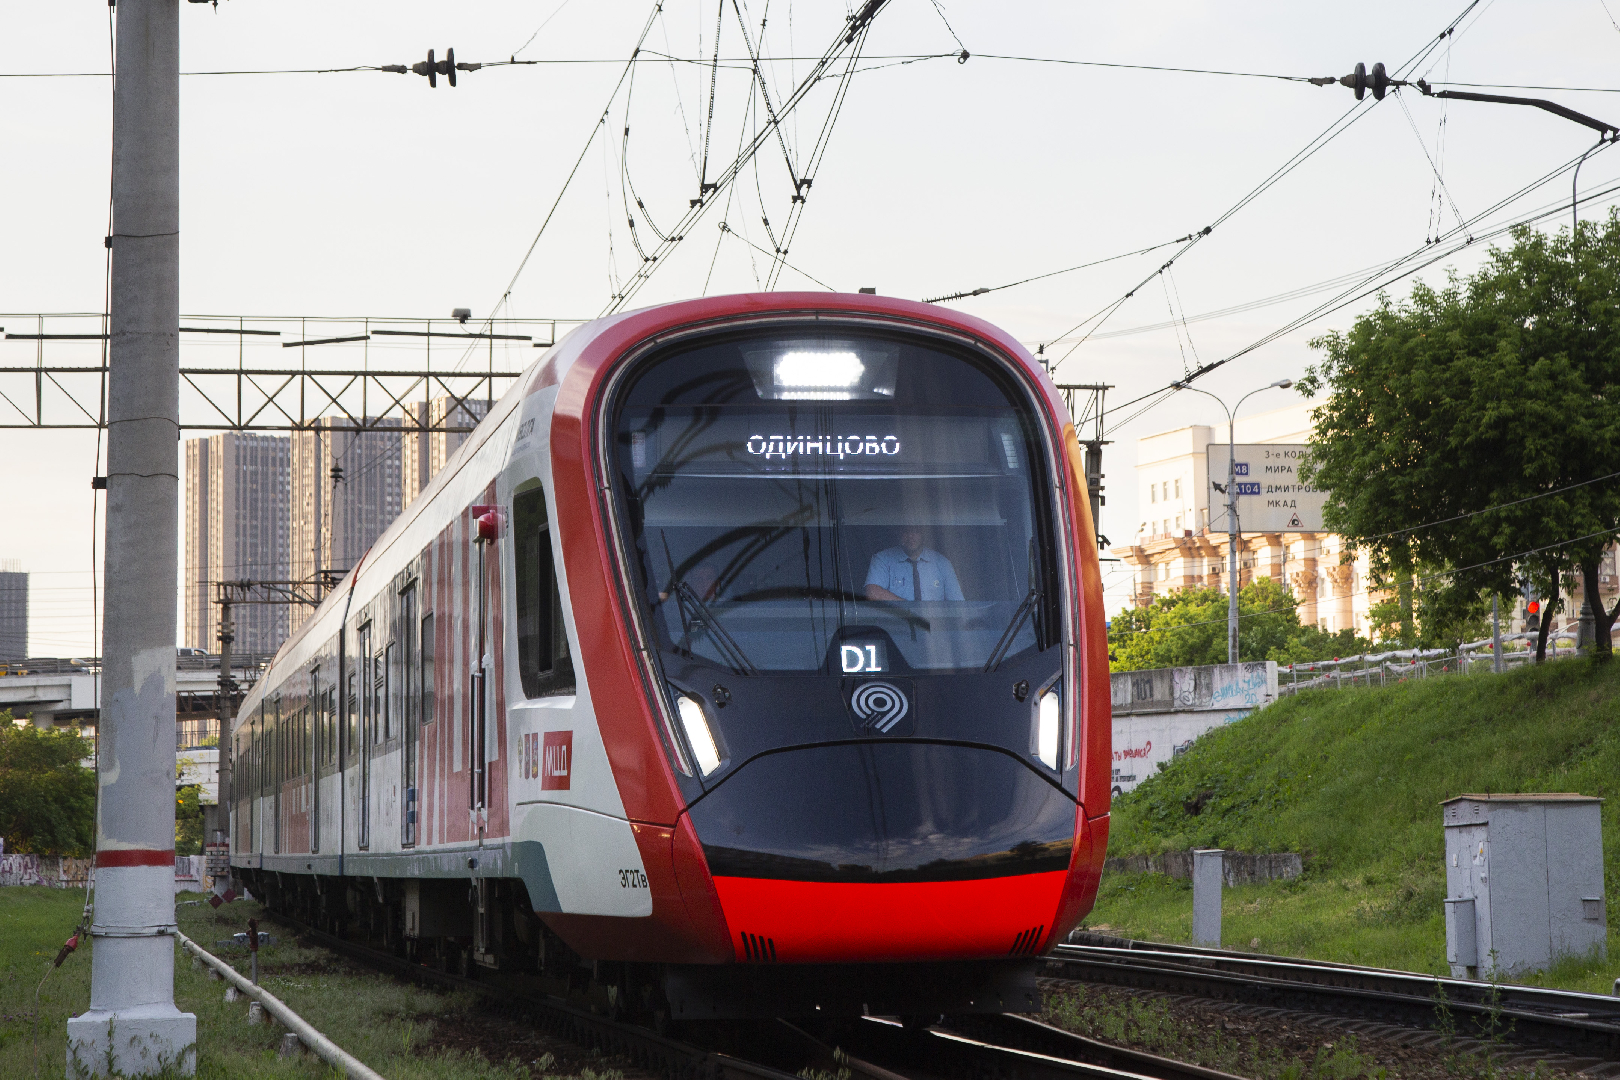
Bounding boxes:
1103 849 1304 887
0 853 206 889
0 853 94 888
1109 661 1278 795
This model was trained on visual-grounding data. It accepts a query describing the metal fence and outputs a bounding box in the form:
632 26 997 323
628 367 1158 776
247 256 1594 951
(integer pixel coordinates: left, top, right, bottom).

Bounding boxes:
1279 631 1580 695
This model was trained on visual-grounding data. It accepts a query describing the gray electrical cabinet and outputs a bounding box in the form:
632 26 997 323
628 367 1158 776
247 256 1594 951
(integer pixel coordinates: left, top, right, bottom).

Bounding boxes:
1442 794 1606 979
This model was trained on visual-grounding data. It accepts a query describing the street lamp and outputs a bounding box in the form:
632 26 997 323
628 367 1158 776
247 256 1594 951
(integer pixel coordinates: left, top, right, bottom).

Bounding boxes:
1170 378 1293 665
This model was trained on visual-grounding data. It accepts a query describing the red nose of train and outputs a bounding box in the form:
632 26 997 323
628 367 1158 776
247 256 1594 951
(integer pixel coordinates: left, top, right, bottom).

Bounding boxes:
683 742 1100 964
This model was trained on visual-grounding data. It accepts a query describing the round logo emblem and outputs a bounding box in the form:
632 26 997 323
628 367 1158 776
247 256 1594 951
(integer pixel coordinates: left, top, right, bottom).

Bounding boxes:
850 681 909 733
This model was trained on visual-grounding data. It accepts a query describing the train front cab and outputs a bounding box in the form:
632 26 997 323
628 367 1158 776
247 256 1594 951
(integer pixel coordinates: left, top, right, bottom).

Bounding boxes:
586 305 1110 1016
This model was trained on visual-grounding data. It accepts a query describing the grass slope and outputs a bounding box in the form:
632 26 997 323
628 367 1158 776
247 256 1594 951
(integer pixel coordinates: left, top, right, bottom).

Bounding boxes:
1087 657 1620 992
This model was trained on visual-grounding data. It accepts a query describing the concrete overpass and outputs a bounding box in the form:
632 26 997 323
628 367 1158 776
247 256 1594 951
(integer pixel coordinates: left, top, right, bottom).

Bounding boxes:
0 655 268 806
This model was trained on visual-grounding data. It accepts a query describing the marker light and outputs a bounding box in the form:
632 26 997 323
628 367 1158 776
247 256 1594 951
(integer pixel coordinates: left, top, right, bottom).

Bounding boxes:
774 351 864 389
1036 687 1061 770
676 694 722 776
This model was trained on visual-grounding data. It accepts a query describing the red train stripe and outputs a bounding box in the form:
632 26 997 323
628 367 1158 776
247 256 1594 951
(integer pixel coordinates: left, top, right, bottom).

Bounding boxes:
96 849 176 868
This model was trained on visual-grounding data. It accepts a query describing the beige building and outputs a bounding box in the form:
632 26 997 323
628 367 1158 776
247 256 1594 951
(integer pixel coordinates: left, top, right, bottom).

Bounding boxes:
290 418 402 631
402 396 491 509
1117 401 1620 643
183 433 291 655
1114 402 1376 637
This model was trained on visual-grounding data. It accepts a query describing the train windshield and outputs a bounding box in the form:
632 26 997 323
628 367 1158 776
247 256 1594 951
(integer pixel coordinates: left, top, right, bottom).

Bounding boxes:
611 328 1060 675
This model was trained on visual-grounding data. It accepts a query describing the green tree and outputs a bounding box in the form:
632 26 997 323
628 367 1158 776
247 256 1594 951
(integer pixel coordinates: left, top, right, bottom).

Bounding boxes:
1301 213 1620 659
1108 578 1366 671
0 716 95 855
175 784 204 856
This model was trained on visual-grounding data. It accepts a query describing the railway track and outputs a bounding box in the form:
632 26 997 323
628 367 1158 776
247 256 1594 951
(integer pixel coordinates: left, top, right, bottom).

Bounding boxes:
252 909 1229 1080
1054 935 1620 1063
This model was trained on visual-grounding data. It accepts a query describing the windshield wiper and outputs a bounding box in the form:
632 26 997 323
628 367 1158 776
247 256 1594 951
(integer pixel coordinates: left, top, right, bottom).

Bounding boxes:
984 541 1046 673
674 581 760 676
983 589 1037 673
660 529 759 675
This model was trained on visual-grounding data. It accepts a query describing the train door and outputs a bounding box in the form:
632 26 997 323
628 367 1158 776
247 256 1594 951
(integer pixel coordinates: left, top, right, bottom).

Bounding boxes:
344 643 355 858
309 667 321 853
421 611 435 838
470 533 488 838
272 695 282 855
250 705 260 854
358 623 372 850
402 585 418 847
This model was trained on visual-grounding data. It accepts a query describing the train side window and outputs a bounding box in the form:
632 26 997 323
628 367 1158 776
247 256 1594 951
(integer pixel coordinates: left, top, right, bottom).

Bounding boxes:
384 642 396 740
403 587 418 734
514 486 574 697
421 613 435 724
309 668 319 774
372 650 384 742
346 669 357 757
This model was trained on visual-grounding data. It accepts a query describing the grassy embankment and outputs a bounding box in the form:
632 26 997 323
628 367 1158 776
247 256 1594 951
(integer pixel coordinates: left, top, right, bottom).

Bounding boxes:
0 887 621 1078
1084 656 1620 993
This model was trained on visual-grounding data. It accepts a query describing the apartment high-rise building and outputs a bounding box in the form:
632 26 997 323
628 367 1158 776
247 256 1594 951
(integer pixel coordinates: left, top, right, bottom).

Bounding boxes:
183 434 292 656
290 418 402 631
0 561 27 662
402 396 491 509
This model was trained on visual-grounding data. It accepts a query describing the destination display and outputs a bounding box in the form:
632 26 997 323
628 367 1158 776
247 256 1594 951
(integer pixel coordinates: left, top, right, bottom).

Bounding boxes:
1204 442 1327 533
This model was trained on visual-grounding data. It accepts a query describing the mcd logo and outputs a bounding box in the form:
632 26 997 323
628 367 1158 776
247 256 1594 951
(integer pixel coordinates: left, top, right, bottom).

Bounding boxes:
522 730 573 791
542 730 572 790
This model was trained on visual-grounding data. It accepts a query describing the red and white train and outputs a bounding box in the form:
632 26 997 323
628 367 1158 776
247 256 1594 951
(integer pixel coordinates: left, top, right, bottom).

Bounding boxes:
230 292 1112 1020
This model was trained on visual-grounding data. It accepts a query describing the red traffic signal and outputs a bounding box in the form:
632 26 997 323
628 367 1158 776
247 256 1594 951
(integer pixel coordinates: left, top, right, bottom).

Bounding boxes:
1527 600 1541 614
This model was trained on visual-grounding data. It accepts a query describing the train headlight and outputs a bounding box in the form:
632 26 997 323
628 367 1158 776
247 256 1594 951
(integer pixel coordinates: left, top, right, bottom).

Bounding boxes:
1035 686 1061 771
743 339 898 401
676 694 723 777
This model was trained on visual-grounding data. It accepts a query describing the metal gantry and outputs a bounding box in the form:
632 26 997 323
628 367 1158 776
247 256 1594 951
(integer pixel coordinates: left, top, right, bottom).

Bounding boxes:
0 313 584 431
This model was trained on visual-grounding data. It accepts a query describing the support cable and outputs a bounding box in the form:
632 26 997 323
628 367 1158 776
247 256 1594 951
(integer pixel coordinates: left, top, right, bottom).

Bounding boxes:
764 17 871 288
599 0 890 314
1046 0 1485 370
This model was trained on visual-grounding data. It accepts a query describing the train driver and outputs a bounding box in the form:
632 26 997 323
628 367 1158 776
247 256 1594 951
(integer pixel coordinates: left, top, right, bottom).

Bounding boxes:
864 526 964 603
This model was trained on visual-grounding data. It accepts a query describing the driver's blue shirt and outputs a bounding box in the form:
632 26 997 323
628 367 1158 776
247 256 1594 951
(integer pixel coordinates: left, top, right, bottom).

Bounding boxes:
865 547 964 601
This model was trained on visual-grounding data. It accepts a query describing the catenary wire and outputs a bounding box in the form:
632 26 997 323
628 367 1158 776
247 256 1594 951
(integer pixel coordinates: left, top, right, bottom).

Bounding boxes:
1097 137 1620 434
715 221 833 288
922 233 1197 303
1044 1 1484 370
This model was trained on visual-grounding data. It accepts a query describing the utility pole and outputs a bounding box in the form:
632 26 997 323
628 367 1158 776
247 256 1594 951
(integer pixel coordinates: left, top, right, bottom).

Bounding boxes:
1492 595 1504 674
67 0 197 1075
1225 421 1240 665
211 598 234 893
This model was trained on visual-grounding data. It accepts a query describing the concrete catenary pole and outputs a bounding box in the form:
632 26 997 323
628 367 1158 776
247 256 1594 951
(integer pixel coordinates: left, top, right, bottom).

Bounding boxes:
213 594 234 892
65 1 197 1075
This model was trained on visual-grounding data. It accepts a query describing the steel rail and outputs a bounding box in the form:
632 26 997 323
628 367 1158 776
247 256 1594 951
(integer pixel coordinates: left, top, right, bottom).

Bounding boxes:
255 907 1231 1080
1050 939 1620 1059
820 1014 1243 1080
256 909 811 1080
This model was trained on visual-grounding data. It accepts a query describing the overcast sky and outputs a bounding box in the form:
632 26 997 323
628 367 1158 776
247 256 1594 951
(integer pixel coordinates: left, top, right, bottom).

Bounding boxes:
4 0 1618 655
